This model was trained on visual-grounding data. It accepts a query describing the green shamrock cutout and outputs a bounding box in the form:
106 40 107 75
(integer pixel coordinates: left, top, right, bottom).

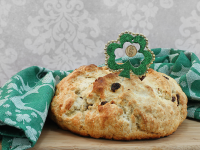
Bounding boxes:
105 31 155 78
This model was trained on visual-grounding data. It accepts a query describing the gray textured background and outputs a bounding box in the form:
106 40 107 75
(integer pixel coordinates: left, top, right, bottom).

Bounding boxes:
0 0 200 86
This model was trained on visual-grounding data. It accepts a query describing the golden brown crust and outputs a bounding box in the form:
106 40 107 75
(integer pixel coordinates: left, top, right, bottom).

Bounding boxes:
50 65 187 140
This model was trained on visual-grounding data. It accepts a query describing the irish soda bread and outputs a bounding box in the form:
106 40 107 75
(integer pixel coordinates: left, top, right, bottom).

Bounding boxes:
50 64 187 140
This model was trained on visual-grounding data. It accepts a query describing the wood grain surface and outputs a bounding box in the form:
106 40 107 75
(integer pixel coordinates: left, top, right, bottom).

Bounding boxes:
1 118 200 150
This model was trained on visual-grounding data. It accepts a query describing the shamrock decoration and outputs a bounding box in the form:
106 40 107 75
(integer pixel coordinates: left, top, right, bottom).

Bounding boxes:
104 31 155 78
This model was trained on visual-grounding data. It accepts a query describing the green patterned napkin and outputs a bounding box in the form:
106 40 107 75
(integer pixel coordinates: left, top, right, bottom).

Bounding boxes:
0 48 200 150
0 67 73 150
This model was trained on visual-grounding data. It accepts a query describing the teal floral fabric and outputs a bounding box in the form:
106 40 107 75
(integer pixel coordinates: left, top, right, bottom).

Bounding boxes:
0 48 200 150
0 67 73 150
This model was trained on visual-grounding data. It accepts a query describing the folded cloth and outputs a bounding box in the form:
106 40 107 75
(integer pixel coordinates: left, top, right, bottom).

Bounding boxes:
0 67 73 150
0 48 200 150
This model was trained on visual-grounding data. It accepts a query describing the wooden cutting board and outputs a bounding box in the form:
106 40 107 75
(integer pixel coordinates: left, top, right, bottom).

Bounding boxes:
1 118 200 150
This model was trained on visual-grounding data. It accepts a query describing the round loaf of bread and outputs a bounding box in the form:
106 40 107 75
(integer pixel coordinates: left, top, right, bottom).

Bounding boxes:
50 64 187 140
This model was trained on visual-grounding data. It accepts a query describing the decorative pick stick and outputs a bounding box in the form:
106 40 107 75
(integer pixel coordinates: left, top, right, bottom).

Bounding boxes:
104 31 155 79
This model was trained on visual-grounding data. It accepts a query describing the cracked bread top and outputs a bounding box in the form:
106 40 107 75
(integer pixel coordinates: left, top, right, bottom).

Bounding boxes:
50 64 187 140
